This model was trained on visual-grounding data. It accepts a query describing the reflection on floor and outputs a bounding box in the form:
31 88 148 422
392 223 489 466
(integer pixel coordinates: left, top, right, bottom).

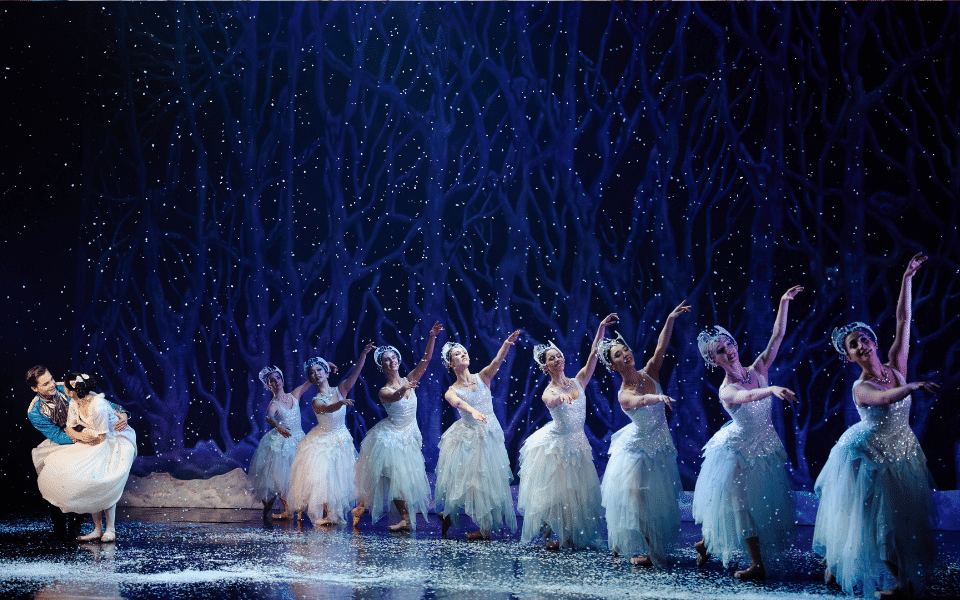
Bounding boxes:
0 508 958 599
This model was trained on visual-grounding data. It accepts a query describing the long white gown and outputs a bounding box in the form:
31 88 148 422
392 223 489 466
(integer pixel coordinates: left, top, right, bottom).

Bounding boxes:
354 380 431 528
601 376 682 564
434 375 517 534
517 380 603 549
691 372 796 568
813 369 936 595
37 394 137 514
248 394 305 502
287 388 358 525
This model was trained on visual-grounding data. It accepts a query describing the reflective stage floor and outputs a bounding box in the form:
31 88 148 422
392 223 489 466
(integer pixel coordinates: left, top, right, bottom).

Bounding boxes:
1 508 958 599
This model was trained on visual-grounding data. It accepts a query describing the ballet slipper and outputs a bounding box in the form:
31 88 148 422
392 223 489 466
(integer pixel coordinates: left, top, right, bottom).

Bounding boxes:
77 529 102 542
733 564 766 580
440 514 452 538
318 516 333 527
100 529 116 543
351 506 366 527
465 530 489 541
694 540 711 568
631 555 653 567
544 540 561 551
387 519 411 532
271 510 292 520
824 567 837 585
875 589 909 599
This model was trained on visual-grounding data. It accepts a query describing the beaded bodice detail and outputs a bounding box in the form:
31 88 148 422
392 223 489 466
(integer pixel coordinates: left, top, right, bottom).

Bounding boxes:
383 379 418 429
619 373 676 456
853 369 920 464
718 372 782 459
312 388 346 433
272 393 303 433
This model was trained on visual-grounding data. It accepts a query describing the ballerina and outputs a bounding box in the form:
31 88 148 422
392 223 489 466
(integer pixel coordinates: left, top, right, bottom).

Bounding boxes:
248 365 315 520
37 373 137 542
814 253 938 598
691 285 803 579
287 343 374 527
517 314 617 550
599 301 689 566
435 331 522 540
352 322 443 531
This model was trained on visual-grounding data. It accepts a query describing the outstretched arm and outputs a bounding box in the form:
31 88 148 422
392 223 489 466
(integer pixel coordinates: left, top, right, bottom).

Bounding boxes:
618 389 675 411
853 379 938 407
479 330 521 386
443 388 488 423
338 342 376 398
644 301 690 381
290 379 314 401
720 383 797 407
754 286 803 375
888 253 925 376
577 313 619 386
407 322 443 383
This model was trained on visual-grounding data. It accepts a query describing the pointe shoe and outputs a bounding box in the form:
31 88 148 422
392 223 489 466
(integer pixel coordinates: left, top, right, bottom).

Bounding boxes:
824 567 837 585
77 529 102 542
465 530 489 541
351 506 366 527
875 589 909 599
100 529 116 543
631 555 653 567
734 564 766 580
694 541 711 568
271 510 292 520
318 516 333 527
387 519 411 532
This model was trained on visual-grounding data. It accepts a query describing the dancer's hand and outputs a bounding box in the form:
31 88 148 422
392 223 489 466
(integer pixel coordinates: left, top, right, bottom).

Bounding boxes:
600 314 619 328
558 393 575 405
113 413 128 431
342 397 355 407
658 395 675 411
781 285 804 302
904 252 927 278
669 301 691 319
276 425 292 438
429 321 444 337
770 386 797 403
361 342 376 356
401 379 420 391
471 410 488 424
504 330 521 345
328 363 339 375
911 381 939 394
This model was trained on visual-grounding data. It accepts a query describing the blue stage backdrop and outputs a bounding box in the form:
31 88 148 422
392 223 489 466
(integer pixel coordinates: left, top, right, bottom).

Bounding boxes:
5 3 958 507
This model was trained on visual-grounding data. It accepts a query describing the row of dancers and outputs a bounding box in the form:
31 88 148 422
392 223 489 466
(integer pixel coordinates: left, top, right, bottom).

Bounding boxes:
248 253 939 599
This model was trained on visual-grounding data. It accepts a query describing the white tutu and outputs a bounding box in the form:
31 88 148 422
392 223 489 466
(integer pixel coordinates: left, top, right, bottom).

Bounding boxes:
248 396 305 502
354 385 431 528
813 374 936 595
692 374 796 569
434 376 517 534
601 386 681 564
37 394 137 514
288 389 357 525
517 380 603 549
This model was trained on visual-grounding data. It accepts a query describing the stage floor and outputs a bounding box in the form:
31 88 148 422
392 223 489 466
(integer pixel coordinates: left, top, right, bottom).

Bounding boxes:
1 508 958 599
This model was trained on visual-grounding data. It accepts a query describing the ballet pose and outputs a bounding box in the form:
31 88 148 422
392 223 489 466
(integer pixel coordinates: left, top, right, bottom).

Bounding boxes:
814 253 938 598
599 301 689 566
517 314 617 549
287 344 373 527
37 373 137 543
435 331 522 540
692 286 803 579
352 322 443 531
248 365 313 520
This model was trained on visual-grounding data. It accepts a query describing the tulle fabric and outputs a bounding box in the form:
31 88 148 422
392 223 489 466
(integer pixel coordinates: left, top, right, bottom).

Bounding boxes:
248 397 305 502
601 422 682 564
354 386 431 528
813 374 936 595
288 389 357 525
434 376 517 534
37 394 137 514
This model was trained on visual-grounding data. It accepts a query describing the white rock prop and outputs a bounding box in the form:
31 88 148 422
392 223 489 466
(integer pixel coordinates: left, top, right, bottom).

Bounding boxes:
120 468 260 509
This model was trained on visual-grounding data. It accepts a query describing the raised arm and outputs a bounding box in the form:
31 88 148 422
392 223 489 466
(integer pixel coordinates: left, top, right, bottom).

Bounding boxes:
338 342 376 398
443 388 488 423
853 379 938 407
576 313 619 386
644 301 690 381
888 253 925 375
290 379 314 401
406 321 444 383
754 285 803 375
479 330 521 386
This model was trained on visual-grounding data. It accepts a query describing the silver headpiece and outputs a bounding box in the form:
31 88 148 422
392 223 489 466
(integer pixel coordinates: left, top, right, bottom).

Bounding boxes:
441 342 467 368
374 345 401 369
597 332 630 371
533 341 563 368
696 326 736 368
258 366 283 386
831 322 877 356
303 356 330 374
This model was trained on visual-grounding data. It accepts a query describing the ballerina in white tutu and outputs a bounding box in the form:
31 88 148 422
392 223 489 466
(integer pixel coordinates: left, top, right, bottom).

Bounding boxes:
248 364 319 520
814 253 938 598
37 373 137 542
517 313 617 550
435 330 521 540
598 301 689 566
691 285 803 580
352 322 443 531
287 343 374 527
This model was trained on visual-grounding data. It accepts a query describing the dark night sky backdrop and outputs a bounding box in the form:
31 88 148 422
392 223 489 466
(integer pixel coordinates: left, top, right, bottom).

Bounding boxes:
2 3 958 512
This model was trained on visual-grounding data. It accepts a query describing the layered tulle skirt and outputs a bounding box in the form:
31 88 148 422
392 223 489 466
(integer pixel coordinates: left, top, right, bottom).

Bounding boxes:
249 427 305 502
813 422 936 595
354 421 431 528
601 425 682 564
517 423 603 548
692 424 796 568
434 419 517 533
287 425 357 525
38 432 137 514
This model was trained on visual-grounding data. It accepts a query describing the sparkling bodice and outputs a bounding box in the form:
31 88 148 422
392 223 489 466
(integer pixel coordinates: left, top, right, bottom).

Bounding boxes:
618 374 676 455
312 388 347 433
547 379 587 437
852 369 921 463
382 380 418 430
453 375 503 434
717 372 783 459
271 393 304 434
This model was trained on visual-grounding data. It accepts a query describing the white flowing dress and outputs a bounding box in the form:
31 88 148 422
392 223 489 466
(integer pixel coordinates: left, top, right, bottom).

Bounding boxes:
354 380 431 528
248 394 305 502
691 372 796 568
517 380 603 548
601 376 682 564
288 388 358 525
813 369 936 595
434 375 517 533
37 394 137 514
